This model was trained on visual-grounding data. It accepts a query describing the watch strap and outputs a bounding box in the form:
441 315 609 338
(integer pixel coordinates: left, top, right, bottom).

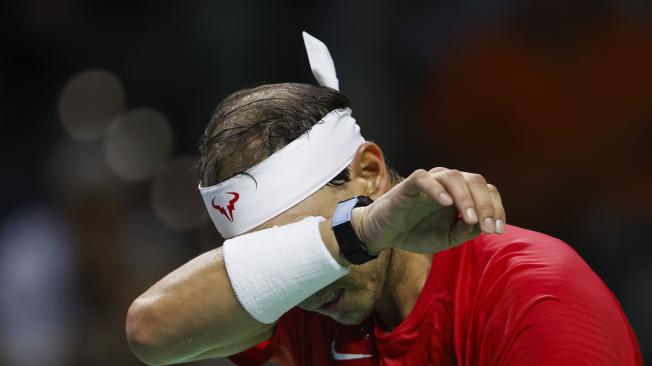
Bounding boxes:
332 196 377 265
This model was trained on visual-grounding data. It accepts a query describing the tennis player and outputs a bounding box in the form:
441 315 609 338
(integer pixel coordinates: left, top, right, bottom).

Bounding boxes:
126 33 642 365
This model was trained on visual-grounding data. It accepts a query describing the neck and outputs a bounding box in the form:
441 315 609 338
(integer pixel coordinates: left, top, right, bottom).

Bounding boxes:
373 249 432 332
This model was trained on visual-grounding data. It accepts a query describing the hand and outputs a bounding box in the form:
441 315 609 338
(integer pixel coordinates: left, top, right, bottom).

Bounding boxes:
352 167 505 254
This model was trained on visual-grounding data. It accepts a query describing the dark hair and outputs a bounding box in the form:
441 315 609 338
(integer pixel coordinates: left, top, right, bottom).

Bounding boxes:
198 82 399 187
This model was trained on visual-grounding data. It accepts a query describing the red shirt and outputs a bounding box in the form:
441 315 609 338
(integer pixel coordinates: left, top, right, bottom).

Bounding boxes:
230 225 642 365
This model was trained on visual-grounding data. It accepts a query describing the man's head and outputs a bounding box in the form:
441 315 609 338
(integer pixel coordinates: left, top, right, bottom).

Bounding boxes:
199 82 400 324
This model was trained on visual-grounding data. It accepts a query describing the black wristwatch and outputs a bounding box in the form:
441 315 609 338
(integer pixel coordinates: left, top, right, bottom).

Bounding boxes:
331 196 378 265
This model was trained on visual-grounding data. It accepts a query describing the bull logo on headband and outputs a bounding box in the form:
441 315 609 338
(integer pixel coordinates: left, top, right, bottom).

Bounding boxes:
212 192 240 222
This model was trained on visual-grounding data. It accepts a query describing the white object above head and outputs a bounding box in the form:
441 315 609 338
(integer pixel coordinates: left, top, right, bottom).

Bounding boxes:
302 31 340 90
199 32 364 238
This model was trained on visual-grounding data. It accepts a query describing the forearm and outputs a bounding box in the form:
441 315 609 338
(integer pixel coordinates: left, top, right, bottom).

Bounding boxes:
126 247 272 365
126 214 366 365
170 326 273 364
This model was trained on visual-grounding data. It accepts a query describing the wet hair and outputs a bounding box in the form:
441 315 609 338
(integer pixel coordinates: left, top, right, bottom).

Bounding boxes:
198 82 399 187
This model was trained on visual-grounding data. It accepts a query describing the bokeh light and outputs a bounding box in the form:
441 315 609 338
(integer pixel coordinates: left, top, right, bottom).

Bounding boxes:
150 156 208 231
103 108 173 182
47 139 127 200
58 70 126 141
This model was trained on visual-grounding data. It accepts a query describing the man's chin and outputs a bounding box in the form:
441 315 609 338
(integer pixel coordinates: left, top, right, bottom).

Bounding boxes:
331 314 364 325
325 307 372 325
300 290 376 325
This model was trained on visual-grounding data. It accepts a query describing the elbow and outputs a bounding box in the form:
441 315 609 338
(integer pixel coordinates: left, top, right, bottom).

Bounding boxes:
126 297 172 366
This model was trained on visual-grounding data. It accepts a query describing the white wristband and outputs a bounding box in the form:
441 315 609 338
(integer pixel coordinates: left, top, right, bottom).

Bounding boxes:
223 216 349 324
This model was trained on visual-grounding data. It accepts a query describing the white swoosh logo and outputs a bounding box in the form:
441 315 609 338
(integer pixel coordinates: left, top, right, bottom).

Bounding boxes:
331 341 373 361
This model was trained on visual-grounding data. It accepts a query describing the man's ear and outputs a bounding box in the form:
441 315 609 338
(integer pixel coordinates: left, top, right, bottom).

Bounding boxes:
348 142 391 199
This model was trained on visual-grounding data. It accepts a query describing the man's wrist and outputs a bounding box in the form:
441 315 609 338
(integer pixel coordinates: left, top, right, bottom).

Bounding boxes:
224 216 349 324
319 219 352 267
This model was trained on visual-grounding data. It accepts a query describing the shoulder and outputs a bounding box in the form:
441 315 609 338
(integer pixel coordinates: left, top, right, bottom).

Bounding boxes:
445 224 626 332
455 226 642 365
428 225 586 301
474 224 571 253
459 225 629 338
467 224 584 273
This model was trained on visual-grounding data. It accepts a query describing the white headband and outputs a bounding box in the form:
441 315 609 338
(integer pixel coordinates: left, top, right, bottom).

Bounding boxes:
199 32 365 238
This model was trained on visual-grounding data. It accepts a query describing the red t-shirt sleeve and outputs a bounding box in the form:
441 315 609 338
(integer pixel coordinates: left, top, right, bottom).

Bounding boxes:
464 233 642 365
228 340 274 366
228 308 306 366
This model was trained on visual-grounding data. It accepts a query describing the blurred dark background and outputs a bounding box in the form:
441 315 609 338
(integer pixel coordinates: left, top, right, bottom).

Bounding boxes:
1 0 651 365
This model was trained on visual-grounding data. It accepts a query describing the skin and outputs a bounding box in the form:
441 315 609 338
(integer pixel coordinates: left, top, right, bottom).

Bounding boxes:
126 142 506 365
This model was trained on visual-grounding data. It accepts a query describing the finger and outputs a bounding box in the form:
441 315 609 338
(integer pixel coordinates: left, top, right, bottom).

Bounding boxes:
432 169 478 225
403 169 454 206
428 167 449 174
488 184 506 234
463 173 496 233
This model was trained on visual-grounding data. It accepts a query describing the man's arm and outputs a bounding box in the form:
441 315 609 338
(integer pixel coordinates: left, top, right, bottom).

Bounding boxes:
126 248 273 365
126 220 351 365
126 168 504 365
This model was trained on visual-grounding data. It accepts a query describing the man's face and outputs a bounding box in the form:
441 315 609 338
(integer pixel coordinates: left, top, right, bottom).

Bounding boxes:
248 177 391 325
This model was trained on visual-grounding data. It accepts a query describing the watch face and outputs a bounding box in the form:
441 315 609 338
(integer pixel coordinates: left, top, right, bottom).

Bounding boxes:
332 197 360 226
